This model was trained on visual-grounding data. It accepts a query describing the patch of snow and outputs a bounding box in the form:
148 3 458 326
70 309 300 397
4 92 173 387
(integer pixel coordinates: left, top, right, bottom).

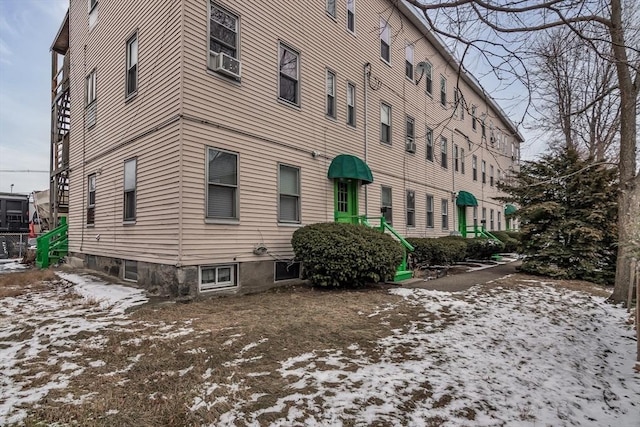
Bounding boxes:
179 366 194 377
56 272 148 313
0 259 27 273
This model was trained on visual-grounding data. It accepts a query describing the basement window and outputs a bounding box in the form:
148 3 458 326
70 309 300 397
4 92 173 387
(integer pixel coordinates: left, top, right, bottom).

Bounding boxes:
123 260 138 281
274 261 301 282
200 264 238 291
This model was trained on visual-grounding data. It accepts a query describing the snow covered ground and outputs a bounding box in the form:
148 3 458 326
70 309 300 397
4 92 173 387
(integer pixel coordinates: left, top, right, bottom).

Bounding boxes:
0 259 27 274
0 267 638 426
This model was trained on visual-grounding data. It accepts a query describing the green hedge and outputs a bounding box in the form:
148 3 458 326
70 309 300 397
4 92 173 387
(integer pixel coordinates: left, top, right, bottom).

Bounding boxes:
491 231 522 253
465 238 505 260
407 236 468 266
291 222 404 287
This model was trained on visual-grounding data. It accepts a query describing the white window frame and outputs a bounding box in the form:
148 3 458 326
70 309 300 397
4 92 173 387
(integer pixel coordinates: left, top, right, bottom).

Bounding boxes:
123 158 137 222
126 32 138 98
490 209 495 230
326 0 336 17
406 115 415 153
406 190 415 227
440 75 447 106
380 102 391 144
482 160 487 184
346 82 356 126
461 148 465 174
424 61 433 96
441 199 449 230
278 163 301 224
441 136 448 168
86 69 97 106
426 194 434 228
454 144 459 172
472 155 478 181
490 164 495 186
88 0 98 13
381 186 393 225
380 18 390 63
405 43 414 81
278 43 300 106
326 69 336 119
497 211 502 231
87 174 96 225
426 127 433 161
199 264 238 291
206 147 239 221
346 0 356 33
209 3 240 60
472 105 477 131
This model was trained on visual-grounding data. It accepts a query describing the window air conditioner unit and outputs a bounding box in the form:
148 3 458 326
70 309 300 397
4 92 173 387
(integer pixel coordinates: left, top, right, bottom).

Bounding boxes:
406 141 416 153
213 52 241 79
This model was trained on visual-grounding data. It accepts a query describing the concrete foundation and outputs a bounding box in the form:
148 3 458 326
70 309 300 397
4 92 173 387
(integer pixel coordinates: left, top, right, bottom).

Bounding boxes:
71 252 303 298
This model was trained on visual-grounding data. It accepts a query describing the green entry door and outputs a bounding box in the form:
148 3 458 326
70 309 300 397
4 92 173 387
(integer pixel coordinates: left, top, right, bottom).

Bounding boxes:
458 205 467 237
334 180 359 223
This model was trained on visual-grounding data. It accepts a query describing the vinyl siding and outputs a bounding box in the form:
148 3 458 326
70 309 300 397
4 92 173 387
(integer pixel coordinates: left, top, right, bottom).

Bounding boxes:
64 0 521 268
66 0 183 261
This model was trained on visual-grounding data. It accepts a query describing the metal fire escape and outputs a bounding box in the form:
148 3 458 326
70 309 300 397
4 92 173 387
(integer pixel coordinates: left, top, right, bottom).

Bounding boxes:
50 12 70 227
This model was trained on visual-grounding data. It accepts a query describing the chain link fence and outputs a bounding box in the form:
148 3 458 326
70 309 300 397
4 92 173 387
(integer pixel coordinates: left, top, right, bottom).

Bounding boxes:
0 233 35 260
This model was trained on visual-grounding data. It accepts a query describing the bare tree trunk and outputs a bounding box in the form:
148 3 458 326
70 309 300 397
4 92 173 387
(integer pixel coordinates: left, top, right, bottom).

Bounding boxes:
609 0 639 304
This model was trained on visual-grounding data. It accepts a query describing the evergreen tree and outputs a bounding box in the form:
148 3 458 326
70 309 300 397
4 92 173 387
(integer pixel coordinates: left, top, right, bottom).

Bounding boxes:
498 148 618 284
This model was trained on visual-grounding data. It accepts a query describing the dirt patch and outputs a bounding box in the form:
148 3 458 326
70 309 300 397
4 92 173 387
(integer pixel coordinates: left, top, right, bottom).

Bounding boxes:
0 269 58 298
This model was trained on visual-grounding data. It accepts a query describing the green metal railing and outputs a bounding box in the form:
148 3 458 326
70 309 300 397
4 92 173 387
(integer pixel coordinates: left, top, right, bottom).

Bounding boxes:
465 224 501 242
36 217 68 269
353 215 415 282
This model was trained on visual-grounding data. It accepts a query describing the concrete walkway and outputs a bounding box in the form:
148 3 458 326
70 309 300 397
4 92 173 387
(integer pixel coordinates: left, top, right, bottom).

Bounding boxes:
402 261 522 292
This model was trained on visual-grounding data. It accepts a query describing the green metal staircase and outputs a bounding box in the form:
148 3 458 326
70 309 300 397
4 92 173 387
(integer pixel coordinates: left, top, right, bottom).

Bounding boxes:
36 217 69 268
357 216 415 282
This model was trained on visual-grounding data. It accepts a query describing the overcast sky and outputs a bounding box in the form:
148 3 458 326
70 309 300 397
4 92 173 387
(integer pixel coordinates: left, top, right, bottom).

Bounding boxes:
0 1 542 196
0 0 67 195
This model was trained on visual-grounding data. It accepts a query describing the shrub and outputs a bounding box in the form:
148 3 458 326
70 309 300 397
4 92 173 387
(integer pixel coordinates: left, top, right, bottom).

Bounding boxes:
291 222 404 287
465 238 505 260
490 231 521 253
407 236 468 266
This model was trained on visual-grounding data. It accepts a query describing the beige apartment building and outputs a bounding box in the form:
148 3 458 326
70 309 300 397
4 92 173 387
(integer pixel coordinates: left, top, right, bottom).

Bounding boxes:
49 0 522 296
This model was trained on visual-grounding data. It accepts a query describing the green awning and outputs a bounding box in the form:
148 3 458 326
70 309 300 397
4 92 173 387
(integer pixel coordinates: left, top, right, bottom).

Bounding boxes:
456 190 478 206
505 204 517 215
327 154 373 184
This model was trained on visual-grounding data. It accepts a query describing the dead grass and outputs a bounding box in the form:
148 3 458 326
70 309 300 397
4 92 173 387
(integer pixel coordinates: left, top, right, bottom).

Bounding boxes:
7 273 618 426
0 269 58 298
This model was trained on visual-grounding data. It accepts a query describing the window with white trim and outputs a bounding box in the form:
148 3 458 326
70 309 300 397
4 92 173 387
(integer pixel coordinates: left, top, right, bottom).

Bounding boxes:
200 264 237 291
123 158 136 221
473 206 478 228
326 0 336 17
472 155 478 181
454 144 459 172
347 0 355 32
279 164 300 223
490 209 495 230
441 199 449 230
209 3 239 59
405 43 414 80
406 190 415 227
88 0 99 28
278 43 300 105
405 115 415 153
482 160 486 184
461 148 465 174
440 136 448 168
380 18 390 63
497 212 502 231
380 103 391 144
426 127 433 161
126 32 138 97
326 69 336 118
87 174 96 225
381 186 392 225
472 105 477 130
424 62 432 96
346 82 356 126
207 148 238 219
482 207 487 227
426 194 434 228
86 69 97 127
440 75 446 106
490 164 494 186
